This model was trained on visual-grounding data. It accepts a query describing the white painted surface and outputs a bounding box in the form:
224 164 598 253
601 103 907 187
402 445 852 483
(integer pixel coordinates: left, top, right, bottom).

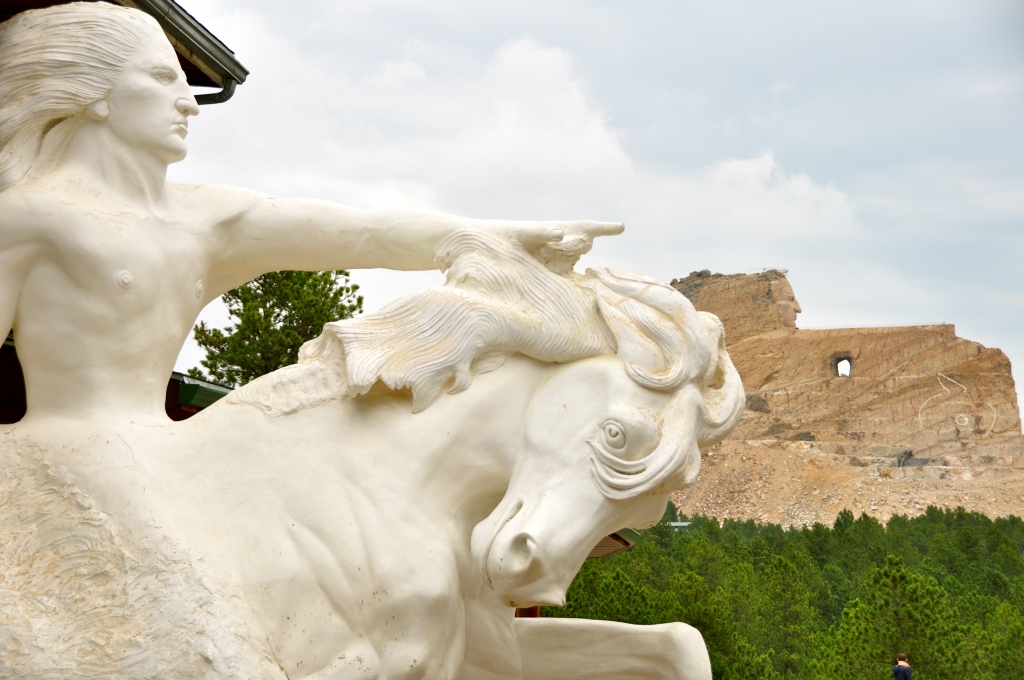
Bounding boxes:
0 4 743 677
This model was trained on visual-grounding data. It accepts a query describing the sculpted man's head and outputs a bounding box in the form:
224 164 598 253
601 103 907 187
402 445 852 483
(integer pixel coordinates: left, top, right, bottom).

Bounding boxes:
770 276 802 328
0 2 198 191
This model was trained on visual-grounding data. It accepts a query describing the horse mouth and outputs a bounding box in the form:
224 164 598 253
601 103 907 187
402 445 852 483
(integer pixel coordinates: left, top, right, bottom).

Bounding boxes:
479 498 523 590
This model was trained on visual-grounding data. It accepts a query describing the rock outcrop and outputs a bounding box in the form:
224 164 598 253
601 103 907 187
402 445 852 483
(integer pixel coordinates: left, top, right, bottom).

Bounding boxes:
669 269 1024 526
671 269 801 343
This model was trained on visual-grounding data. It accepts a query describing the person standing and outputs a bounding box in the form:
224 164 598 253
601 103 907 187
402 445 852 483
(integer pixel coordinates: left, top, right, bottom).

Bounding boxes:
893 653 913 680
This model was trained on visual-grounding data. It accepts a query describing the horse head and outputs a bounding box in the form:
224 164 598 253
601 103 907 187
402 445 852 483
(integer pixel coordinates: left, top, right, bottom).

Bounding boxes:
470 268 744 608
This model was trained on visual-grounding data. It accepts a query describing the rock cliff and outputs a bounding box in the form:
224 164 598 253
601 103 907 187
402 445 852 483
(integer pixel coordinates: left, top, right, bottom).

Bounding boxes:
669 270 1024 526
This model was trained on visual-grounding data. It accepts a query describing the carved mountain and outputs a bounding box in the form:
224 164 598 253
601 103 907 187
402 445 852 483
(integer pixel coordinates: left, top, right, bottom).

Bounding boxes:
669 270 1024 526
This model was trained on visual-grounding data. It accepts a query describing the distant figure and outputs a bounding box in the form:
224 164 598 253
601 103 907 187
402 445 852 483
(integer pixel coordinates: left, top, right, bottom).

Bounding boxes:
893 653 912 680
770 276 802 328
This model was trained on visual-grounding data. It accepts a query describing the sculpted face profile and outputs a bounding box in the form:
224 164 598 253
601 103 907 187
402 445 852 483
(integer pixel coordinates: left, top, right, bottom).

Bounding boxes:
771 277 802 328
0 4 743 679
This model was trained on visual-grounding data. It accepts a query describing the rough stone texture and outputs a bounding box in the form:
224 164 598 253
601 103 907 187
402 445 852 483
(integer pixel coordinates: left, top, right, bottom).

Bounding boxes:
673 440 1024 529
730 325 1023 459
671 269 793 343
670 270 1024 526
0 440 281 680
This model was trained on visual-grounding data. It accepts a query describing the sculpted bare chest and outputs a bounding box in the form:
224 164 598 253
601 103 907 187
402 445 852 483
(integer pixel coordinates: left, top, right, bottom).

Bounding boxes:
27 205 213 318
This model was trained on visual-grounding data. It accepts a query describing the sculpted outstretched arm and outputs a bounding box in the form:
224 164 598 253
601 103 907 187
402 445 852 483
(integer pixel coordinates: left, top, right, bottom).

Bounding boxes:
205 187 622 290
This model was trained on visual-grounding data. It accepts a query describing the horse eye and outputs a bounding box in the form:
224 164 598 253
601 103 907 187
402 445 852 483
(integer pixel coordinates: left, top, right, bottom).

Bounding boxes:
602 421 626 449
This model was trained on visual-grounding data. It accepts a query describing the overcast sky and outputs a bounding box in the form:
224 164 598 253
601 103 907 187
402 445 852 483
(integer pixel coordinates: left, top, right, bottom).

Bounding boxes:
171 0 1024 400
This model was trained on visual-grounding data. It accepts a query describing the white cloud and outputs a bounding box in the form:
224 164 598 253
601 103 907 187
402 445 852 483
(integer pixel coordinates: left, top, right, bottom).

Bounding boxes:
173 22 864 374
171 0 1024 406
627 154 858 243
176 8 856 233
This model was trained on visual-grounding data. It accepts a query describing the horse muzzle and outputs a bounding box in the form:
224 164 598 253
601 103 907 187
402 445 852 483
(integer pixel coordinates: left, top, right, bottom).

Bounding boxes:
472 498 576 608
485 527 569 608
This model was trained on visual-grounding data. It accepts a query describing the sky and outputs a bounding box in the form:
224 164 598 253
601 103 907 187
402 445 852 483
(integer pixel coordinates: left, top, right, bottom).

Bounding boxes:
171 0 1024 400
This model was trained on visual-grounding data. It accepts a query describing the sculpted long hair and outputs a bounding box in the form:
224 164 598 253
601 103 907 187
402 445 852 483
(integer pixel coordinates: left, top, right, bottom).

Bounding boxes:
0 2 156 192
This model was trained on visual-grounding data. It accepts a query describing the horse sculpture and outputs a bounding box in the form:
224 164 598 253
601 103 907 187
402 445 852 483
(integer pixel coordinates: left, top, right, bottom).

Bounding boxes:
0 232 744 679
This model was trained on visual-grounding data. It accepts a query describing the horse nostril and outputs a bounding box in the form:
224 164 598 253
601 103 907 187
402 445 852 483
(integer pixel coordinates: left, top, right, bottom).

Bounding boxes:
507 532 538 575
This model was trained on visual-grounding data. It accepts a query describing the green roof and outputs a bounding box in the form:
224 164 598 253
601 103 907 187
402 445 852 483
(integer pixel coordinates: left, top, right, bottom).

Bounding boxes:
171 372 232 408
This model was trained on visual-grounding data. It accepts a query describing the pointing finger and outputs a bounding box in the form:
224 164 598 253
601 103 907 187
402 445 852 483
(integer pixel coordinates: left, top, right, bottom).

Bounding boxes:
588 221 625 236
557 221 624 237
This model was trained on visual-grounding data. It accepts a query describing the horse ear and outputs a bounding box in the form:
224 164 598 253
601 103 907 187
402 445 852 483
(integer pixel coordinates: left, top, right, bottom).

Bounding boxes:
591 268 709 391
595 291 665 374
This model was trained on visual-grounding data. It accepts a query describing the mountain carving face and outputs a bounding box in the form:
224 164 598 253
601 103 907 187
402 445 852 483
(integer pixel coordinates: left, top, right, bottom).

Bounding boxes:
671 269 799 343
669 269 1024 527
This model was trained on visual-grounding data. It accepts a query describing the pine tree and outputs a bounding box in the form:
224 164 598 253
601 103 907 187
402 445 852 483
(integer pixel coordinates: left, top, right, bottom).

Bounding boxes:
188 270 362 387
982 602 1024 677
554 567 659 625
662 571 741 679
749 555 817 676
537 508 1024 680
824 555 969 680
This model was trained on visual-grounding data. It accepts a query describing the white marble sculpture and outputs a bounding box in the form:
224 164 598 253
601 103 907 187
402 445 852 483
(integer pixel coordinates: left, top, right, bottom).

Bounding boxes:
0 4 745 679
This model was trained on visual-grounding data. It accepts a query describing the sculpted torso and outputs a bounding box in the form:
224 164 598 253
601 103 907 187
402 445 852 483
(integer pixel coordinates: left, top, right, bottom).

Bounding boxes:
2 178 254 419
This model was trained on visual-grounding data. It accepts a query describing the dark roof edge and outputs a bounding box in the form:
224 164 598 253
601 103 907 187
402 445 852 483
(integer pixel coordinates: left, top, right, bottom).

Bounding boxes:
614 528 642 546
125 0 248 88
170 371 233 395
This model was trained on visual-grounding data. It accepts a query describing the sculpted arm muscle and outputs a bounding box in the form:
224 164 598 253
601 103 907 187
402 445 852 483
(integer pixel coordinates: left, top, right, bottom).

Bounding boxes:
198 185 622 291
0 216 40 341
0 240 36 346
228 195 478 274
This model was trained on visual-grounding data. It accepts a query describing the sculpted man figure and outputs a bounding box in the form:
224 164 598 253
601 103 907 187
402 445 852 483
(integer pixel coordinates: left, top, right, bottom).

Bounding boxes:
0 2 617 427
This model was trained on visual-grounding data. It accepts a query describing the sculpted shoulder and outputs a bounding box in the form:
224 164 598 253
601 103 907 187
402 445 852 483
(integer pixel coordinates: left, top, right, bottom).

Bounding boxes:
0 181 269 251
0 184 73 247
167 182 267 230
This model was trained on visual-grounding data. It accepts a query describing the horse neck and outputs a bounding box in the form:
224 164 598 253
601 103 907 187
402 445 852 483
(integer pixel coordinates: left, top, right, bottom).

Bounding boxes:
367 355 550 523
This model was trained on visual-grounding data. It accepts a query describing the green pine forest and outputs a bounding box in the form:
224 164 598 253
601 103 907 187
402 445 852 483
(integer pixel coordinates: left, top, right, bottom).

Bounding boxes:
543 504 1024 679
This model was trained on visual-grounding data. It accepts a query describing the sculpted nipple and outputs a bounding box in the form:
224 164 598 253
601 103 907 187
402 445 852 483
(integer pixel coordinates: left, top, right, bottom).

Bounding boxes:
195 280 205 299
117 270 133 289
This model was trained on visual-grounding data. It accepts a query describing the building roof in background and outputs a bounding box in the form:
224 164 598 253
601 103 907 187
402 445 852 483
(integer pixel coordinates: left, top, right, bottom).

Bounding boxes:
1 0 247 103
587 528 641 559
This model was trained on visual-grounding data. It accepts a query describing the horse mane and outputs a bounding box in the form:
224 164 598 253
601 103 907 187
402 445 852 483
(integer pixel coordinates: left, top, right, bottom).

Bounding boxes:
228 231 716 416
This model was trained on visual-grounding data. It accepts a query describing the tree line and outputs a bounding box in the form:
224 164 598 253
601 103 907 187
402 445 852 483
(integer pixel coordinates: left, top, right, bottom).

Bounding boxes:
545 505 1024 679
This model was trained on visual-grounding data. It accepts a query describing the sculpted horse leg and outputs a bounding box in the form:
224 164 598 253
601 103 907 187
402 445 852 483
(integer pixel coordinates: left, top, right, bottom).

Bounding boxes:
513 618 712 680
456 595 522 680
455 570 713 680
